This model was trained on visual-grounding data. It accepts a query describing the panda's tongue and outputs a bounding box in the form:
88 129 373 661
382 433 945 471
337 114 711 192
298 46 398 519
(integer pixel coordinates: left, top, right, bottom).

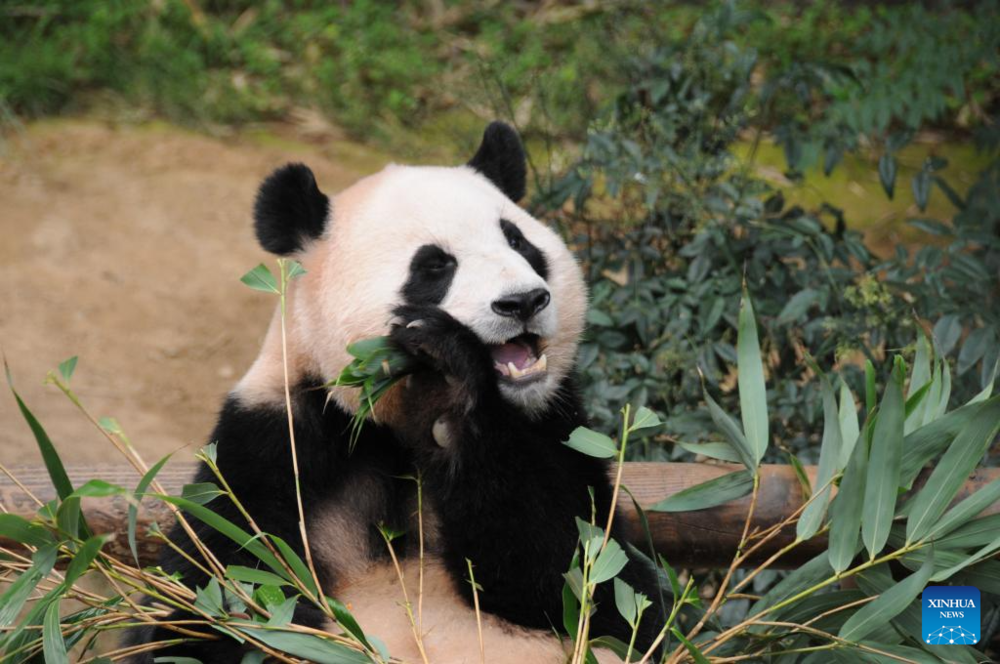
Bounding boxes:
490 340 535 371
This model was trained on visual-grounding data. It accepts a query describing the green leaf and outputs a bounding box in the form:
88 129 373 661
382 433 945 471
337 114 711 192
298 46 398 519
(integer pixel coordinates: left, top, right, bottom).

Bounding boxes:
254 585 286 609
905 332 932 434
925 477 1000 543
614 577 638 625
266 595 298 627
829 418 870 573
0 544 58 628
906 397 1000 543
931 533 1000 582
0 514 55 548
181 482 225 505
226 565 292 587
591 538 629 584
777 288 819 323
936 514 1000 550
677 441 742 463
865 359 877 415
862 358 905 559
703 387 756 472
878 152 897 199
286 260 307 281
327 596 372 652
5 362 82 509
838 380 860 469
839 550 934 642
788 453 811 500
649 470 754 512
234 627 371 664
70 479 128 498
43 600 69 664
564 427 618 458
240 263 280 294
195 578 226 617
155 658 206 664
671 627 710 663
737 287 768 466
156 495 292 585
958 327 994 376
270 535 319 597
751 552 833 619
65 535 109 585
562 575 581 637
130 453 172 564
797 373 842 540
589 636 631 661
629 406 662 434
58 356 78 382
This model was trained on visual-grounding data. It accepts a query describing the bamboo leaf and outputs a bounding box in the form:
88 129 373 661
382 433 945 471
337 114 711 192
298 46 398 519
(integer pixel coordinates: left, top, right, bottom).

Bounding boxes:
270 535 319 597
905 332 933 433
797 373 842 540
862 357 905 559
591 538 629 584
0 544 58 628
839 550 934 642
226 565 292 587
130 453 172 564
240 263 279 293
677 441 742 463
0 514 55 548
703 386 756 472
58 356 78 383
234 627 371 664
865 360 877 415
671 628 710 664
156 495 292 584
737 287 768 466
43 600 69 664
925 477 1000 543
906 397 1000 543
829 418 870 573
649 470 753 512
629 406 662 434
838 380 860 469
564 427 618 458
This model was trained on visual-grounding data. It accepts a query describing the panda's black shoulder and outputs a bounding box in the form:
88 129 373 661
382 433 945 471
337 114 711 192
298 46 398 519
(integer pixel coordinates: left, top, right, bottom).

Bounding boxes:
254 163 330 255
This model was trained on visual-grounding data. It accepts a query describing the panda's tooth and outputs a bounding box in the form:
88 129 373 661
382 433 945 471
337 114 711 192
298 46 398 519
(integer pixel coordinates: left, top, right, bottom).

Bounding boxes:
494 362 510 376
508 362 523 378
537 354 548 372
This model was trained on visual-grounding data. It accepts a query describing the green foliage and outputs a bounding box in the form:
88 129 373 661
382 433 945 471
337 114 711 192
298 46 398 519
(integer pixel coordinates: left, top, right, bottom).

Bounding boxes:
535 1 1000 459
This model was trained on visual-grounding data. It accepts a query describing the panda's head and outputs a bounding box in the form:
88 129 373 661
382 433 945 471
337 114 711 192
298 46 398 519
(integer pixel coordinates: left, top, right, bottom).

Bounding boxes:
241 122 586 417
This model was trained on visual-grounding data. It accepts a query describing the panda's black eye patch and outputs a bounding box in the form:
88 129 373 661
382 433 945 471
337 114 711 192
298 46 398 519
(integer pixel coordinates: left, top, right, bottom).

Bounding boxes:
402 244 457 305
500 219 548 280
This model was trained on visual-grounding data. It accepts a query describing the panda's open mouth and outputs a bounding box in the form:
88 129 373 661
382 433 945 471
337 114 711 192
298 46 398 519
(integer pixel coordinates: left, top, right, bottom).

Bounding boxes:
489 333 548 383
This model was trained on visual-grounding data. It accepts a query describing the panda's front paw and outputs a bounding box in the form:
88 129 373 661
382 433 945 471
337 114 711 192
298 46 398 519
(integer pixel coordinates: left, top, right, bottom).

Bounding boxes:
390 305 495 399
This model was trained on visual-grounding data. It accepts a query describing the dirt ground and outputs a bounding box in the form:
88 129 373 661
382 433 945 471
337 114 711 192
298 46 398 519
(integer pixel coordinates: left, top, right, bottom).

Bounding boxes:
0 119 393 466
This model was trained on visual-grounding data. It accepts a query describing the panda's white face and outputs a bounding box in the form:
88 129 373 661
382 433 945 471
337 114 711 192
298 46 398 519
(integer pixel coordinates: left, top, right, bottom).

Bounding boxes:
291 164 587 416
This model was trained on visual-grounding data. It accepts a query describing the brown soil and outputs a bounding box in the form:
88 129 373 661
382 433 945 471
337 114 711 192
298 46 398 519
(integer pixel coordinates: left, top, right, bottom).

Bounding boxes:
0 119 391 466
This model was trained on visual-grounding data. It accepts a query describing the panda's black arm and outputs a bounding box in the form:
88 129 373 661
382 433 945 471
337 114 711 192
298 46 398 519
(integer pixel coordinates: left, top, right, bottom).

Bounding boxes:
130 385 407 662
411 384 663 652
388 304 664 649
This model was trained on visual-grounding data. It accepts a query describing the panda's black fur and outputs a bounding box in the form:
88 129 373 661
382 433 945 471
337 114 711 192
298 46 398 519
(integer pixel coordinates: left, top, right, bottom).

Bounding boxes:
127 123 663 662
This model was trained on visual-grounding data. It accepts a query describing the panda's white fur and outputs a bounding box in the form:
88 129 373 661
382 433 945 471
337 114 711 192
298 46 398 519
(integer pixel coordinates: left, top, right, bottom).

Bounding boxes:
237 163 587 418
232 164 609 662
132 124 660 664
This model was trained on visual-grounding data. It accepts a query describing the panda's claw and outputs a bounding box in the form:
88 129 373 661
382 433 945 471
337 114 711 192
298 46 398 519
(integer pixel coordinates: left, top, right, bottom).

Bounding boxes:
405 319 425 329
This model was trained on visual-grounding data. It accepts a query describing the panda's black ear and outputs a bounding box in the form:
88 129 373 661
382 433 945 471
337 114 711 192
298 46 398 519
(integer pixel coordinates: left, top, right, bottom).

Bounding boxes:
253 163 330 255
467 122 526 202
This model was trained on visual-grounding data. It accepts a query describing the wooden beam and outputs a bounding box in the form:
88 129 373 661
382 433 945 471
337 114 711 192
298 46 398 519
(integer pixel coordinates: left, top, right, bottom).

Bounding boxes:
2 463 998 568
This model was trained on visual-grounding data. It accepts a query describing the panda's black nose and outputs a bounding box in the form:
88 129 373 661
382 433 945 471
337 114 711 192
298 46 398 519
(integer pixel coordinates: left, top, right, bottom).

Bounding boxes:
492 288 551 321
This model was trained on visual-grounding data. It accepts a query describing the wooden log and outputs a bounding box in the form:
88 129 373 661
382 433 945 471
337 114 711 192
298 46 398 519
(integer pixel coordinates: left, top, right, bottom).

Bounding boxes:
2 463 998 568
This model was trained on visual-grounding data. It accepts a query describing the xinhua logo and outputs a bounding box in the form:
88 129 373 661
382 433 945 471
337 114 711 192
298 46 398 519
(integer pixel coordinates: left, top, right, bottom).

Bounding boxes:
921 586 980 645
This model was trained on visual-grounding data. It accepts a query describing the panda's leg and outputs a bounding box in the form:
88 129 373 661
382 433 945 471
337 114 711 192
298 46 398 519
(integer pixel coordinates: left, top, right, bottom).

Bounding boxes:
389 305 664 652
125 387 386 659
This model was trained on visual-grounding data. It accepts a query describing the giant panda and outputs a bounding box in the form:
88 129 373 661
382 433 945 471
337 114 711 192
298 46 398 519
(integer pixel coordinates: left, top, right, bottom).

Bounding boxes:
129 122 663 663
